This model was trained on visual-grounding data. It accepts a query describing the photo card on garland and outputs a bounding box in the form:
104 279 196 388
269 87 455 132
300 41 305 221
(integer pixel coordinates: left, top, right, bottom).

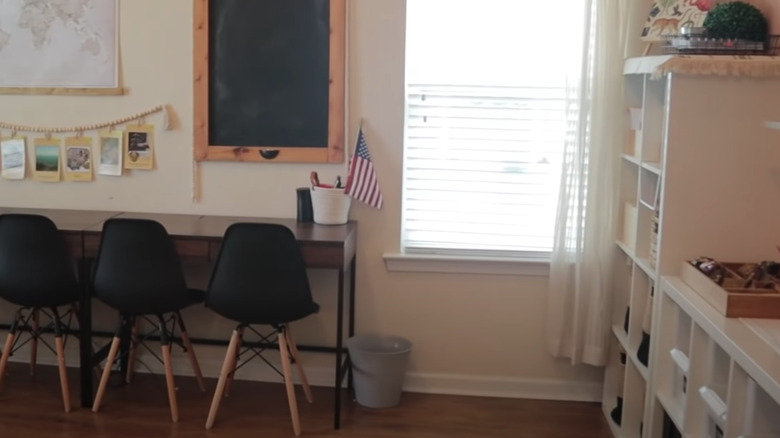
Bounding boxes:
34 137 61 182
124 124 154 170
99 130 123 176
64 136 93 182
1 136 26 180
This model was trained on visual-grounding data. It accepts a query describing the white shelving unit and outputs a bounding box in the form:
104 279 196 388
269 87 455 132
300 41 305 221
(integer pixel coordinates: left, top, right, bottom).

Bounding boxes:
656 277 780 438
604 55 780 438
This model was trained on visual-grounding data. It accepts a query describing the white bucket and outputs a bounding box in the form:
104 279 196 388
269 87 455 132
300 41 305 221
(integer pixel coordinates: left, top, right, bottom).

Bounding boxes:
310 187 351 225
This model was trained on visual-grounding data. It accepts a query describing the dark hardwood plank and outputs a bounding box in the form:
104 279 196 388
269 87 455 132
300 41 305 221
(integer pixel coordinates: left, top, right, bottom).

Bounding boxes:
0 364 610 438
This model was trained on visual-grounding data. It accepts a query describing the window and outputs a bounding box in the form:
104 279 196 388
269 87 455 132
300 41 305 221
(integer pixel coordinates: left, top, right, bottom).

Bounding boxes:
403 0 585 260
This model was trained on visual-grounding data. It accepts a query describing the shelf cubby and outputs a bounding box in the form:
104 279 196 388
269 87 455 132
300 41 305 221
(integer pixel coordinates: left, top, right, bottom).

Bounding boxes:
726 368 780 438
603 339 629 436
639 167 660 211
612 252 633 338
627 272 652 357
654 293 688 431
623 358 648 438
639 76 665 165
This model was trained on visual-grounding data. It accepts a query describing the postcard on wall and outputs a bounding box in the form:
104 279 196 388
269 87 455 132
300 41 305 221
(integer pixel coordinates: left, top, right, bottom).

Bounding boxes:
124 124 154 170
34 138 62 182
64 136 94 182
99 131 123 176
1 137 26 180
641 0 712 41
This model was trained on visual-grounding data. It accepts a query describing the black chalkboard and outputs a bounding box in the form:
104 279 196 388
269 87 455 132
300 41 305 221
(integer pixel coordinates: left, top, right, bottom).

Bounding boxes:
193 0 345 163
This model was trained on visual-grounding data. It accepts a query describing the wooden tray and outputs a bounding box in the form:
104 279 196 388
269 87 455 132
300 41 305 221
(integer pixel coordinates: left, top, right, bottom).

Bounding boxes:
681 262 780 319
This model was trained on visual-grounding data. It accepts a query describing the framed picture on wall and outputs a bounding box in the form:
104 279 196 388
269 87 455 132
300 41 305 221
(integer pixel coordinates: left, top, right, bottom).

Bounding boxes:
641 0 713 41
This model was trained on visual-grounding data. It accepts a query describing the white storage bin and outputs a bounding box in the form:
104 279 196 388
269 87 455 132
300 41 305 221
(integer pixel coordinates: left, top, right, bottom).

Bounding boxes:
310 186 351 225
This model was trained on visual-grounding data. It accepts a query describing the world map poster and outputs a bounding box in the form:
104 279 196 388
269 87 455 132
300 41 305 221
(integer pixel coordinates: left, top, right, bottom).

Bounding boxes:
0 0 117 89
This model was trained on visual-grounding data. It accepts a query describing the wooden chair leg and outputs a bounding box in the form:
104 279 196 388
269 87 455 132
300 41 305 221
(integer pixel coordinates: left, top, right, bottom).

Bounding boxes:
30 309 39 377
285 324 313 403
225 326 243 398
205 330 241 430
0 331 18 389
55 336 71 413
161 343 179 423
177 312 205 392
125 317 140 384
92 336 121 413
279 330 302 437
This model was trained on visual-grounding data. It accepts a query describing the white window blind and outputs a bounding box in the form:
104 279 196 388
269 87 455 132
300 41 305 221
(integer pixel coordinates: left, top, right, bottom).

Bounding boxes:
403 0 583 259
404 84 564 258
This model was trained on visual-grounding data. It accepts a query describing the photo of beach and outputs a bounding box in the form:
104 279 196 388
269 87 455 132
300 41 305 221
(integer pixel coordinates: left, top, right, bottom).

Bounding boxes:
36 145 60 172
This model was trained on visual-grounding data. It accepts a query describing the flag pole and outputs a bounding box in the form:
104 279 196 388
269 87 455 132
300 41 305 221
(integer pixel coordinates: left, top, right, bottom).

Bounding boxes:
354 119 365 156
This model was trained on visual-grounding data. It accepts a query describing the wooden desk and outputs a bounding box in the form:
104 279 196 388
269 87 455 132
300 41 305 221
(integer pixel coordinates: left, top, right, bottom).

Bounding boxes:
0 208 356 429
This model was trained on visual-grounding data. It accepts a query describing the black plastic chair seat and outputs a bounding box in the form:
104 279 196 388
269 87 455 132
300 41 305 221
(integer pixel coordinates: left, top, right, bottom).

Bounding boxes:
98 288 205 316
213 301 320 327
0 214 79 308
0 287 80 309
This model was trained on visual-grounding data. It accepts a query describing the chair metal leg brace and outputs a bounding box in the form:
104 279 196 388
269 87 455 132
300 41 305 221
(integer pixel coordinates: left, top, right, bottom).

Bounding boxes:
125 316 140 384
30 309 39 377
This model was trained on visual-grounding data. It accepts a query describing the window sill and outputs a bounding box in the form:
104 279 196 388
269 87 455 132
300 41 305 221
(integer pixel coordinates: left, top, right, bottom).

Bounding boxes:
382 253 550 276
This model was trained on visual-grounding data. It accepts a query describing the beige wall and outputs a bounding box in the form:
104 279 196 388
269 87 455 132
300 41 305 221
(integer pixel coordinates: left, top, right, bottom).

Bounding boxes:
751 0 780 32
0 1 605 397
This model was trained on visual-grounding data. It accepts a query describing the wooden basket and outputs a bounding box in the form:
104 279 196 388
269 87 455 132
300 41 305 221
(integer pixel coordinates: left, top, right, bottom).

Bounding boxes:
681 261 780 319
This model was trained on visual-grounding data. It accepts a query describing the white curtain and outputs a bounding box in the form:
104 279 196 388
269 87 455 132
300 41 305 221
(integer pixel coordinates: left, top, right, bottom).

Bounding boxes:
546 0 632 366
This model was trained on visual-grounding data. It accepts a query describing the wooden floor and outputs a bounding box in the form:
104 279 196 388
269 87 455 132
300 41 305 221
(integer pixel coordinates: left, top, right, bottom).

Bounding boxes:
0 363 611 437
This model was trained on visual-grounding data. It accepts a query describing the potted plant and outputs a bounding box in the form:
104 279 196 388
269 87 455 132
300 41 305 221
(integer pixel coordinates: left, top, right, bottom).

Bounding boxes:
703 1 768 42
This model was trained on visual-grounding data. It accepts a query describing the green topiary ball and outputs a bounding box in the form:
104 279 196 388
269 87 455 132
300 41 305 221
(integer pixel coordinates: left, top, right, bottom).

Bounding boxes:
703 1 768 42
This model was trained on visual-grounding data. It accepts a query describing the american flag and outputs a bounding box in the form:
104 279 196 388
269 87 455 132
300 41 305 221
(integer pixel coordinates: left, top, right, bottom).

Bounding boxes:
345 127 383 209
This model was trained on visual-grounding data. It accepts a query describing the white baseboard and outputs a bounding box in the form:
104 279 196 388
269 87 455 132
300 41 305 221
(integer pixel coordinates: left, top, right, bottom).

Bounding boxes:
402 372 603 402
7 343 602 402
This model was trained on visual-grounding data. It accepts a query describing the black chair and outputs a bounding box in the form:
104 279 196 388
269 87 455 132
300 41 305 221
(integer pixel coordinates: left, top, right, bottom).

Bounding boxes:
90 218 205 422
204 223 319 436
0 214 80 412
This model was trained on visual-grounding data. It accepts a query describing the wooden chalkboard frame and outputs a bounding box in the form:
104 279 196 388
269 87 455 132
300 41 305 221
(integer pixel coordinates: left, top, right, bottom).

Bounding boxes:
193 0 345 163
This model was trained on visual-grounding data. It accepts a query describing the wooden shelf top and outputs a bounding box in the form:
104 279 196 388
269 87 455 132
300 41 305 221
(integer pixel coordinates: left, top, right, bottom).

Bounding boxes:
624 55 780 79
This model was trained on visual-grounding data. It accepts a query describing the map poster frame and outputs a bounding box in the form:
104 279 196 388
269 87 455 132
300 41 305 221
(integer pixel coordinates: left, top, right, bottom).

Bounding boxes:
0 0 122 96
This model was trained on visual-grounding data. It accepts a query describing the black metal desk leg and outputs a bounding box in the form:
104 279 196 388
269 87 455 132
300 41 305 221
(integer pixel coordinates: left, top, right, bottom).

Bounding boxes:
78 258 93 408
334 267 345 429
348 256 356 390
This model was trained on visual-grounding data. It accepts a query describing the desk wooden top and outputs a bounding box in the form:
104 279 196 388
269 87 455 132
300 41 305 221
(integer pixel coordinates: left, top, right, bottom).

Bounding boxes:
0 207 117 232
0 208 357 269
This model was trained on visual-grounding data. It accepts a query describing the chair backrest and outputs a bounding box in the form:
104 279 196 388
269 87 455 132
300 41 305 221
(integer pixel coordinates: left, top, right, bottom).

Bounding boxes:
206 223 315 325
92 218 190 315
0 213 79 307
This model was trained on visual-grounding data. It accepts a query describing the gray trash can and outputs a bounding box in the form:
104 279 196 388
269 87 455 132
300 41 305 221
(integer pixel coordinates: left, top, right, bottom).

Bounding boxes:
347 334 412 408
